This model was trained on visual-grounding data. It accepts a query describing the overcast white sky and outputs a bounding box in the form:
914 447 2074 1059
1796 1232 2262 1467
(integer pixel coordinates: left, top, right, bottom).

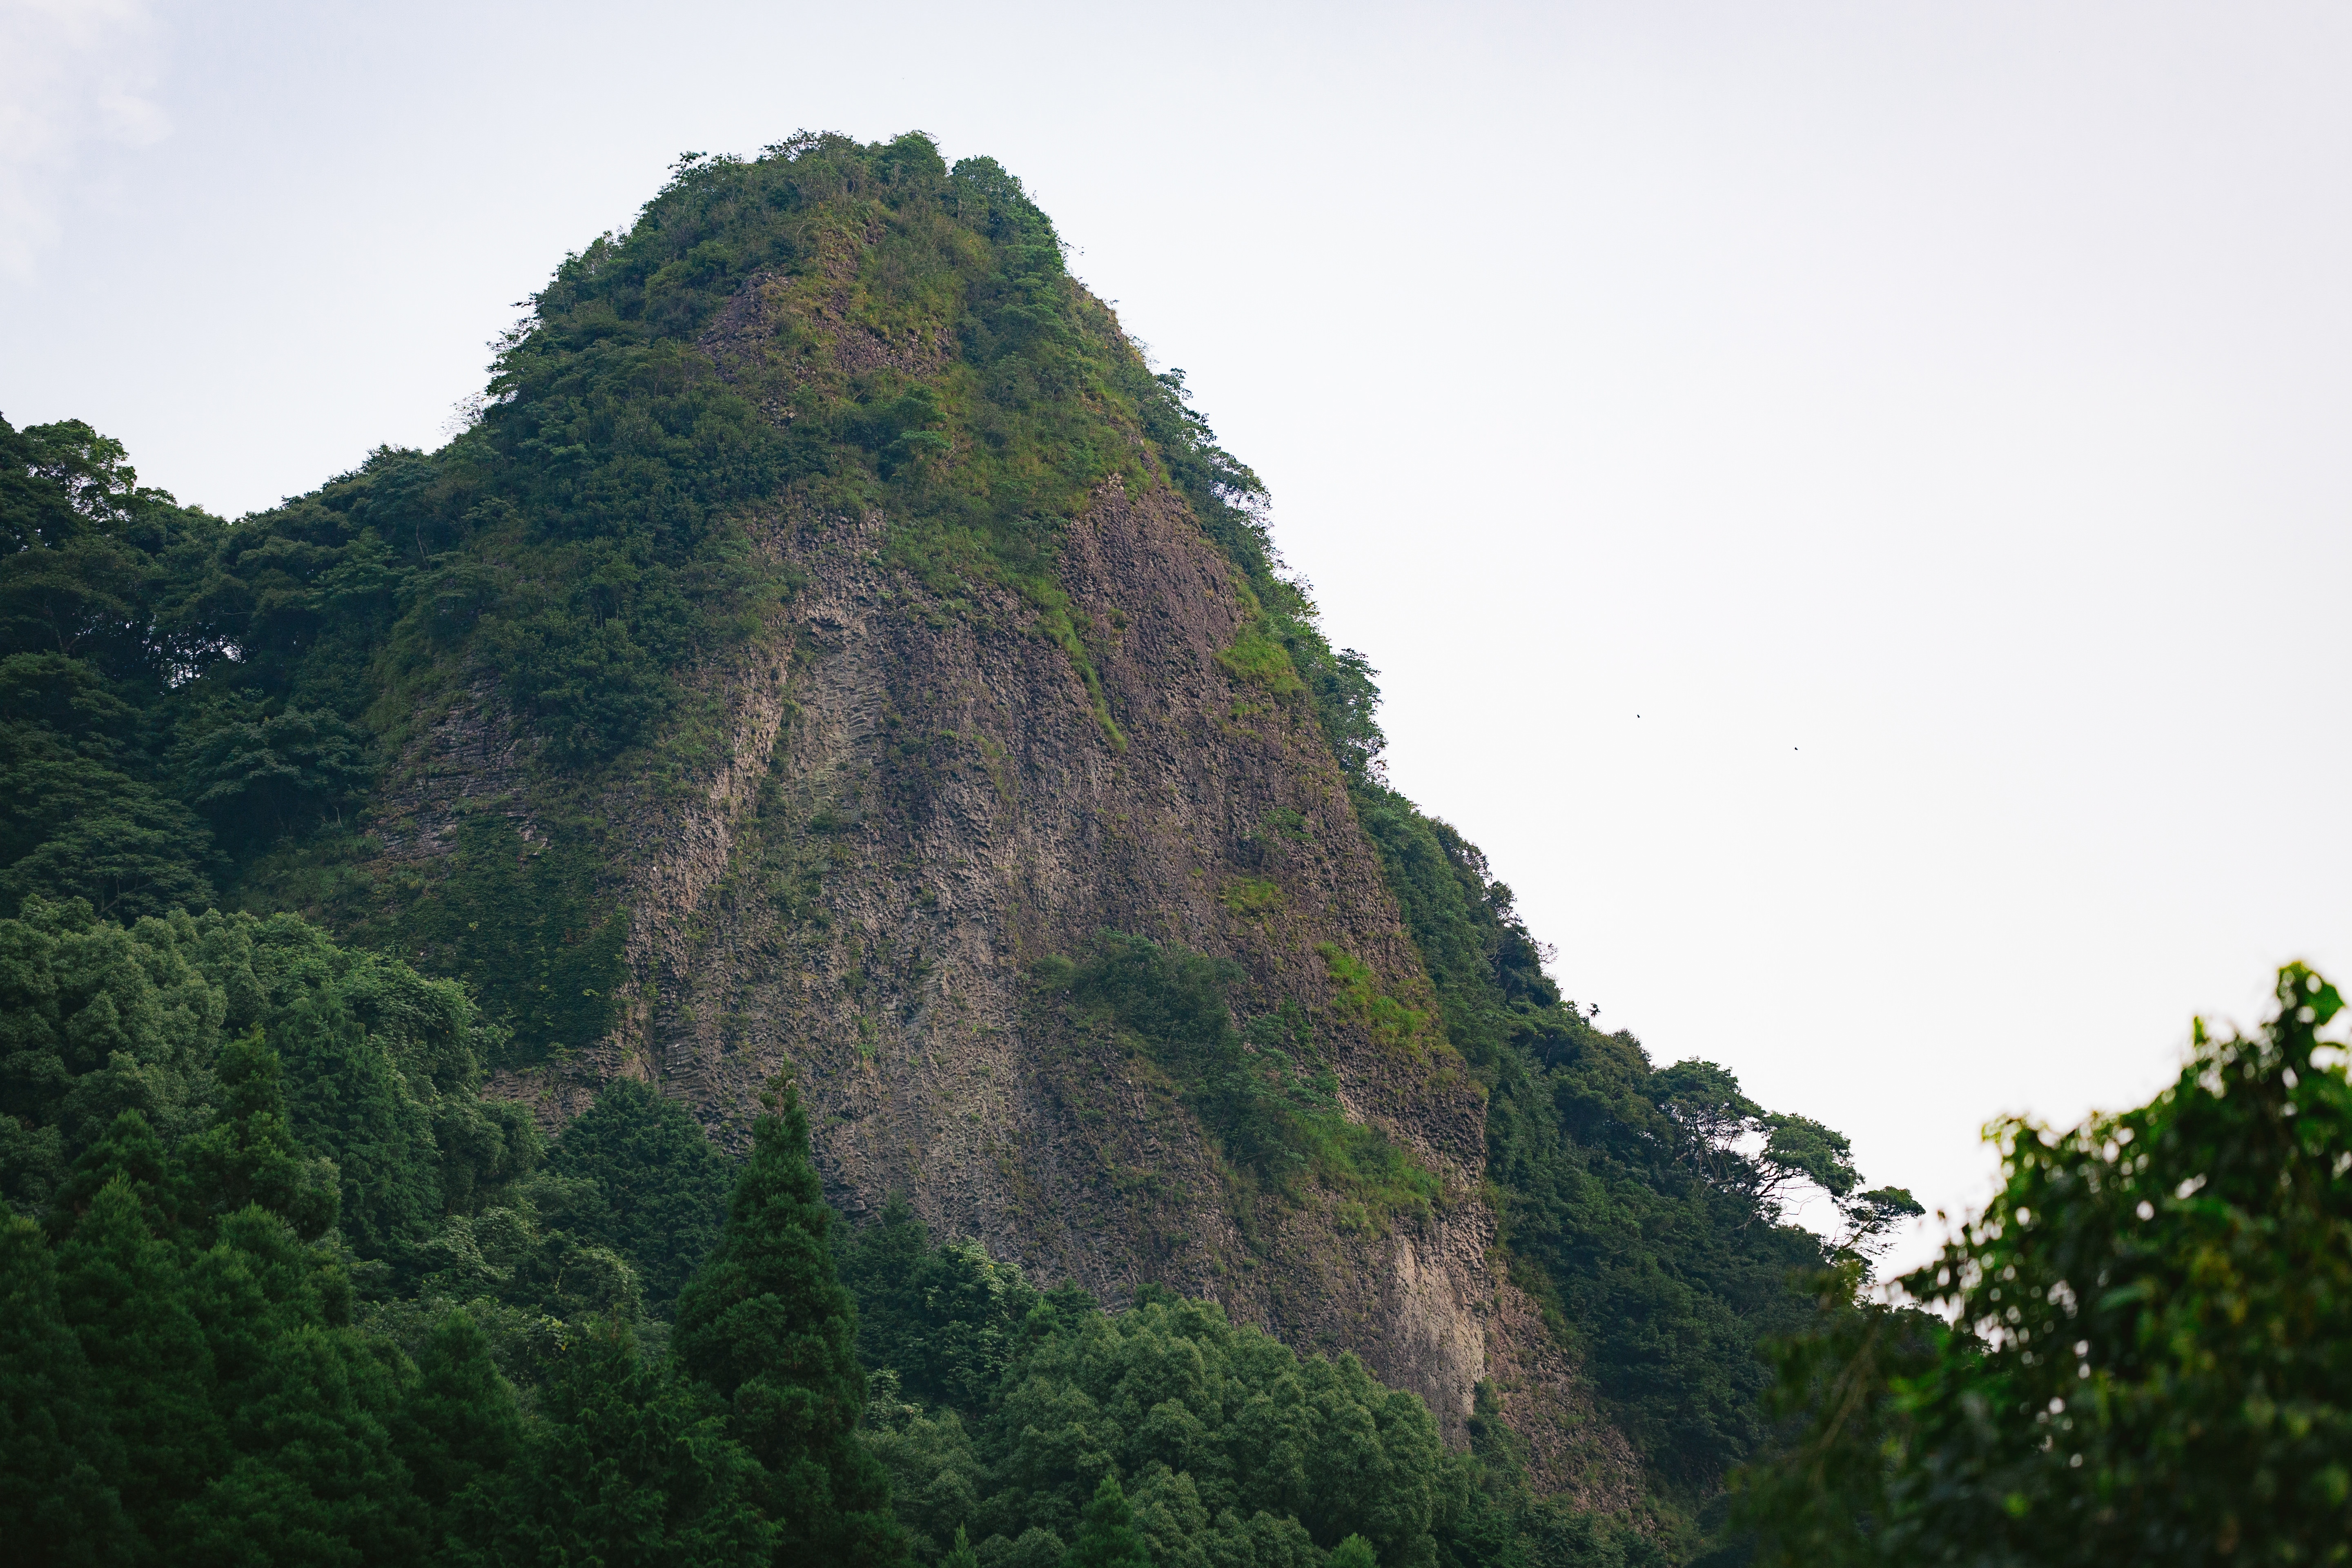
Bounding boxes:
7 0 2349 1273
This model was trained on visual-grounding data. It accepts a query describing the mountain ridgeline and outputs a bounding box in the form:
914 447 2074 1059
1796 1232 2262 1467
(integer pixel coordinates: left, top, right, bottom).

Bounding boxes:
2 132 1913 1561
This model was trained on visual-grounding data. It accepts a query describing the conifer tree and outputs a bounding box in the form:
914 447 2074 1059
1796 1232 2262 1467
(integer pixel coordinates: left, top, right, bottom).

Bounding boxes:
0 1214 136 1565
185 1205 347 1423
53 1175 225 1539
839 1191 931 1372
393 1309 521 1510
548 1076 734 1310
457 1316 775 1567
46 1108 189 1243
172 1321 421 1568
180 1027 338 1243
1061 1475 1152 1568
674 1073 906 1566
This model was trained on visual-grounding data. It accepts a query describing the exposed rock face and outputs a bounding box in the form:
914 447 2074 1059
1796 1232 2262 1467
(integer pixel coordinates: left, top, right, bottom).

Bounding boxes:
385 261 1642 1497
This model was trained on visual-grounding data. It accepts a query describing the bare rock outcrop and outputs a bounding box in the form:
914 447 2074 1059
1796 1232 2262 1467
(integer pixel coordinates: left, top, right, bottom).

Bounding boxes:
368 265 1648 1490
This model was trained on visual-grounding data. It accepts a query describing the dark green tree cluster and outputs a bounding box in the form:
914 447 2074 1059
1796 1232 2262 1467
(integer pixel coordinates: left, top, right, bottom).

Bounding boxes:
1737 964 2352 1566
840 1194 1079 1414
3 416 229 922
839 1198 1669 1568
1 908 908 1566
544 1074 737 1311
0 886 731 1333
0 897 536 1271
1 1025 477 1564
343 1030 731 1348
0 964 908 1561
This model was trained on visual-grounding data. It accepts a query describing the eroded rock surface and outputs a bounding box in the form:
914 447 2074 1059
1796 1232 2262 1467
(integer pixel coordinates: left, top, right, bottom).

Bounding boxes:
367 266 1643 1487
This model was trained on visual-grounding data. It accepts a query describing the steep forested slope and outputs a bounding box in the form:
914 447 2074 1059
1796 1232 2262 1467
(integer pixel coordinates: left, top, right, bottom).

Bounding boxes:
2 131 1908 1555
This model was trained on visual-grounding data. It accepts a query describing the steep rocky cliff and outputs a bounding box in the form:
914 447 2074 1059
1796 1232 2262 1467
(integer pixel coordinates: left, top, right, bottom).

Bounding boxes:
331 134 1643 1500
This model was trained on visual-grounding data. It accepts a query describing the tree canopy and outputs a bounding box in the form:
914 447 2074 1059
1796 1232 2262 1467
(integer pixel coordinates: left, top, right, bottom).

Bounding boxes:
1737 964 2352 1565
675 1073 906 1566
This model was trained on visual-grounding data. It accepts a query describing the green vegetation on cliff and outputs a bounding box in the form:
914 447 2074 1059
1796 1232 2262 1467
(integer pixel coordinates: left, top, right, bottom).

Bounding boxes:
1346 794 1911 1502
1126 295 1907 1516
1032 933 1443 1222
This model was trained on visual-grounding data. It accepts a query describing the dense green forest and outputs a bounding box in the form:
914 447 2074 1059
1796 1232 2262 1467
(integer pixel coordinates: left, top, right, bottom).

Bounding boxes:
0 892 1662 1566
7 131 2341 1565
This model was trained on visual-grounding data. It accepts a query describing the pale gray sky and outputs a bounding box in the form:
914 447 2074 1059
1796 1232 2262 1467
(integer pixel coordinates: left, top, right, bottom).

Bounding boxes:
7 0 2349 1272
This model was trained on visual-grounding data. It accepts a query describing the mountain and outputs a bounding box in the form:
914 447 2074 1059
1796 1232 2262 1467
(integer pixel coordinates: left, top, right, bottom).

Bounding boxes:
2 130 1902 1548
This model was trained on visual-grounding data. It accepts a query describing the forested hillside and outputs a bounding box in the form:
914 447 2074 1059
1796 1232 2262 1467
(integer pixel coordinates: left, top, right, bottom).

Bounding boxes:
0 896 1632 1565
0 133 1927 1564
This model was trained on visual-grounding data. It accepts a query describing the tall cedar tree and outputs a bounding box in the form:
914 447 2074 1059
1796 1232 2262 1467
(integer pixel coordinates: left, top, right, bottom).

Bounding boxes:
0 1214 137 1564
392 1309 523 1511
53 1176 225 1534
179 1028 339 1243
674 1073 907 1567
454 1318 774 1568
17 1006 461 1566
1061 1476 1152 1568
548 1076 735 1312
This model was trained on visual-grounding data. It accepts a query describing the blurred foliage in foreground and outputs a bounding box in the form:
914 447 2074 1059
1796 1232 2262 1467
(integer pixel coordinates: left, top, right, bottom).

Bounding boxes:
1737 964 2352 1566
